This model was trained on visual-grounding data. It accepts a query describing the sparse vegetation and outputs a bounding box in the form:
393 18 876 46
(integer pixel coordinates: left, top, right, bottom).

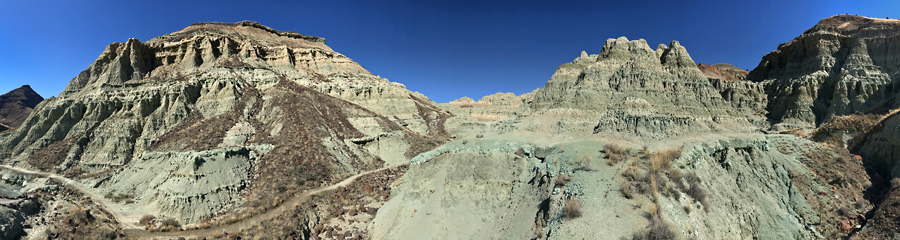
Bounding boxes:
621 179 636 199
630 217 678 240
104 192 134 204
779 128 807 138
837 206 851 216
810 112 882 146
669 168 684 190
576 153 594 171
556 174 571 187
683 172 709 211
605 143 629 165
856 200 867 209
140 214 156 226
564 197 583 219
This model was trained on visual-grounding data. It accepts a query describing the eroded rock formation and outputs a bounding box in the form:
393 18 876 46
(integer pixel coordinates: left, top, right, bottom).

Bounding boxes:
525 37 754 138
0 21 445 224
748 15 900 128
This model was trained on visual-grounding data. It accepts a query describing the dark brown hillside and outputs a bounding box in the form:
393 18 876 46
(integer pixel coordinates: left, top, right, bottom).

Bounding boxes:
0 85 43 128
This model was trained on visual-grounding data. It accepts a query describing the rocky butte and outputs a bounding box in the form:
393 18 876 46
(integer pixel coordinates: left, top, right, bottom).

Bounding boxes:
1 15 900 239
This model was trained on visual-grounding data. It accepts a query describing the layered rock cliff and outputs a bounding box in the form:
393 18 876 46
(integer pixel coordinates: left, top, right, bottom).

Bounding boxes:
0 85 43 128
0 21 443 223
525 37 754 138
747 15 900 128
440 90 537 121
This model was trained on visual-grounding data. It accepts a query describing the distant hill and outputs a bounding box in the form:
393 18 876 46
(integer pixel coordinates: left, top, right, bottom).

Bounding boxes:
0 85 43 128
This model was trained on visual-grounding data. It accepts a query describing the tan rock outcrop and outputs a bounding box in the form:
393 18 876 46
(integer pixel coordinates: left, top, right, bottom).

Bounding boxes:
698 63 748 81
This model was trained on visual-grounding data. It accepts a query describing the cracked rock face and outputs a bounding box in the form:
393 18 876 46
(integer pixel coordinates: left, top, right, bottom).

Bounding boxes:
748 15 900 128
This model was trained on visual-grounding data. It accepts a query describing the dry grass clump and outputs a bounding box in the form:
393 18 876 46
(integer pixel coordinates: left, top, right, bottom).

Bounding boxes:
564 197 583 219
649 148 679 175
621 179 637 199
683 172 709 211
161 218 181 228
605 143 630 165
139 214 156 226
669 168 684 190
779 128 807 138
575 153 594 171
619 146 685 203
837 206 852 216
630 217 678 240
104 192 134 204
556 174 571 187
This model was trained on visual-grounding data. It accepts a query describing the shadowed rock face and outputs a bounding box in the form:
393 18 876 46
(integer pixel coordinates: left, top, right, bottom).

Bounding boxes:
747 14 900 128
0 85 43 128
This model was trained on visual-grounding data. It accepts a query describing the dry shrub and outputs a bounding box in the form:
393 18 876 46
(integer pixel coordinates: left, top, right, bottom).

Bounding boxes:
621 180 636 199
837 206 851 216
161 218 181 228
578 153 594 171
649 147 681 174
649 174 659 201
139 214 156 226
649 154 666 175
605 143 629 165
669 168 685 191
622 159 641 180
631 217 678 240
646 202 660 219
564 197 583 219
684 172 709 211
856 200 867 209
556 174 571 187
779 128 807 138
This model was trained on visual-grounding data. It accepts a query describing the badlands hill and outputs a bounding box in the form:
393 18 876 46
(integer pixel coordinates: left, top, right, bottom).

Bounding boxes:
748 14 900 129
0 85 43 129
2 15 900 239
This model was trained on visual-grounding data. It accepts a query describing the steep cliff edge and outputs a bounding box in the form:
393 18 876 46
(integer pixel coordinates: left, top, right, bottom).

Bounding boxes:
0 85 43 129
747 15 900 129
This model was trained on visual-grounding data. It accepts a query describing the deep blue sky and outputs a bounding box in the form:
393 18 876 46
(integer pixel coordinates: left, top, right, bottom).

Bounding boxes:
1 1 897 102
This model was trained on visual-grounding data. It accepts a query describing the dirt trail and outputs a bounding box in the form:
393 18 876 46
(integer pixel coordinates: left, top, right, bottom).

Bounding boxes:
0 164 404 239
0 165 141 229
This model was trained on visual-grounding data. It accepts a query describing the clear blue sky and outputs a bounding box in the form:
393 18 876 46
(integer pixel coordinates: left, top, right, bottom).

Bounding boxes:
0 0 897 102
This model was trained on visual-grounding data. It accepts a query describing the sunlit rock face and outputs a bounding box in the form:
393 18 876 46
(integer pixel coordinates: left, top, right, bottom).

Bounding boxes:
525 37 754 138
0 21 445 223
747 15 900 129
